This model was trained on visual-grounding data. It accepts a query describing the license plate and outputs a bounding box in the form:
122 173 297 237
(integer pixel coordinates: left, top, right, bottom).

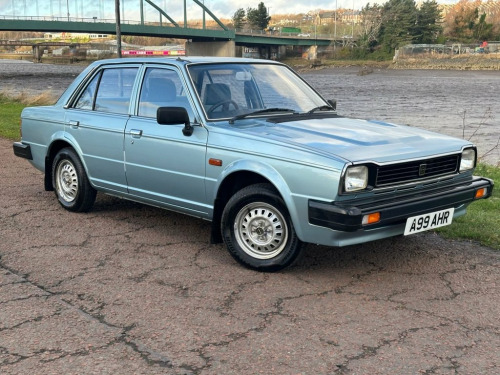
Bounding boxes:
404 208 454 235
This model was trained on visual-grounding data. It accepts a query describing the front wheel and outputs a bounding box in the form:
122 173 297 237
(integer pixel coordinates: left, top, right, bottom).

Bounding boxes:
52 147 96 212
221 184 302 272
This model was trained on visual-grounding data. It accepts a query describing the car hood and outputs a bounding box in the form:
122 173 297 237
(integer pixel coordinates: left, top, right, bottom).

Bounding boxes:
231 116 470 164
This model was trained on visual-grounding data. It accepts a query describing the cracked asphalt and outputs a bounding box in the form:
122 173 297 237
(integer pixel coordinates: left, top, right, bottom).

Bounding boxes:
1 136 500 374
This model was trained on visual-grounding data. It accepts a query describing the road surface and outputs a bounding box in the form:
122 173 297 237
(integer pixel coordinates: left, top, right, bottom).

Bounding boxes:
1 137 499 374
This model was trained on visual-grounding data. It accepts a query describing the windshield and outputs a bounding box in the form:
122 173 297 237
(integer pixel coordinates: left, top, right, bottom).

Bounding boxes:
187 63 329 121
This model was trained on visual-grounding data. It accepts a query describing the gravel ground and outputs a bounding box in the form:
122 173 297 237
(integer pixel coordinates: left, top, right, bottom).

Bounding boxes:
1 137 499 374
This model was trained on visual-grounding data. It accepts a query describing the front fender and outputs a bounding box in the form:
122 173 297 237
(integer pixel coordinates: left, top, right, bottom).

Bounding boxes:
214 159 305 239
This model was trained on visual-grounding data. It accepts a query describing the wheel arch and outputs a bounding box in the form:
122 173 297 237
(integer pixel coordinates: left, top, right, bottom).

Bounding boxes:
210 160 299 244
44 137 86 191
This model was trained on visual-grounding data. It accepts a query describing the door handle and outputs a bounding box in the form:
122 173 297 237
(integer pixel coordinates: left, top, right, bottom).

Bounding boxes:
130 129 143 138
68 120 79 128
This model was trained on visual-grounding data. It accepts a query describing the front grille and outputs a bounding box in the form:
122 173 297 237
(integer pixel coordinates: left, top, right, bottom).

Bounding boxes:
375 154 459 187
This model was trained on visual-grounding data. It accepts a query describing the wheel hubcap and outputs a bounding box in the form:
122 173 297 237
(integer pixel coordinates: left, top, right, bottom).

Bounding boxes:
234 202 288 259
56 160 78 203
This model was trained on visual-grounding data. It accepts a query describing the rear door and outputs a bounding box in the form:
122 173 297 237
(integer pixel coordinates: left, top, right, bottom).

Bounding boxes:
65 65 139 193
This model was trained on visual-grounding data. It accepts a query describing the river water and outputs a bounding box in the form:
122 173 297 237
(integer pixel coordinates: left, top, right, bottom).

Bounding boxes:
1 59 498 165
302 67 500 165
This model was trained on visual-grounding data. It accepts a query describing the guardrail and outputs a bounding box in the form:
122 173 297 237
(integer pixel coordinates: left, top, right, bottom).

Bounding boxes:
234 28 355 41
0 14 227 31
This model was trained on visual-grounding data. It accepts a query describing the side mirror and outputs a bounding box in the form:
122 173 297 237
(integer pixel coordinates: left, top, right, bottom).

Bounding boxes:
157 107 193 136
327 99 337 111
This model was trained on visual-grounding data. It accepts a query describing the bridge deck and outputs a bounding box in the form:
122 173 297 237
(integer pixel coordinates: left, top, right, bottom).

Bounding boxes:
0 18 347 47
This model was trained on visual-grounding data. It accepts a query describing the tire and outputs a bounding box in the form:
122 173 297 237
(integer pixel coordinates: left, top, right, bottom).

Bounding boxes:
221 183 302 272
52 147 96 212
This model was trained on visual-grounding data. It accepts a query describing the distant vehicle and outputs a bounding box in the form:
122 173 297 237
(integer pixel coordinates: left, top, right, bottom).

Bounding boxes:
298 33 311 37
13 57 494 271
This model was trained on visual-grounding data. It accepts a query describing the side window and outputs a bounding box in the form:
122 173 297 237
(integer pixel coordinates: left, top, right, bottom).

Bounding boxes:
95 68 138 114
74 67 138 114
138 68 194 121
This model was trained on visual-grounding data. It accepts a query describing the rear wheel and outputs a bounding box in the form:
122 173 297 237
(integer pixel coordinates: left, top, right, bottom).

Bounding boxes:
52 148 96 212
221 184 302 272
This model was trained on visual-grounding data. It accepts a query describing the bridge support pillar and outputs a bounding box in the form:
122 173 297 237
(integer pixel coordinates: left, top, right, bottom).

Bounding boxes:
32 45 43 63
305 45 318 60
185 40 236 57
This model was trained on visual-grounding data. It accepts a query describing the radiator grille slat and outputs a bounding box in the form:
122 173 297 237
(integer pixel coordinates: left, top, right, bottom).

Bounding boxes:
375 155 459 186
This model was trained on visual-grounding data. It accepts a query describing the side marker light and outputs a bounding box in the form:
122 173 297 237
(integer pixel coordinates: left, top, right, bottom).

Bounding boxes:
209 158 223 167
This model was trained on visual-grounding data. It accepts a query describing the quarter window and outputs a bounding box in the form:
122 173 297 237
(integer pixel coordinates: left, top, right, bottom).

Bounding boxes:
74 72 99 110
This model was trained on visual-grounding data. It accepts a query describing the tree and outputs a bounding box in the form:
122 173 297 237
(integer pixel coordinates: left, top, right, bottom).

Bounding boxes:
442 0 491 42
414 0 442 44
232 8 246 30
378 0 418 53
360 3 383 49
246 2 271 30
489 8 500 40
473 12 494 41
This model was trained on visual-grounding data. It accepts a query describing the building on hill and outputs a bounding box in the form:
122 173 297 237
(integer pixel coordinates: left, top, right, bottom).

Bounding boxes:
314 9 361 25
316 11 336 25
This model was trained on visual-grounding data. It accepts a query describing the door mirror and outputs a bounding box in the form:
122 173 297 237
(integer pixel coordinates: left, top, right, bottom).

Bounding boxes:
157 107 193 136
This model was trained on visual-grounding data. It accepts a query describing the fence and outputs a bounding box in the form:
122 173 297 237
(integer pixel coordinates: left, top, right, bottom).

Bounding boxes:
396 43 500 59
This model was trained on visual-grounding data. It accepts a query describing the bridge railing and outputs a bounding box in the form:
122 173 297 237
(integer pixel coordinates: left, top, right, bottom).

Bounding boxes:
235 28 345 41
0 14 228 31
0 15 122 23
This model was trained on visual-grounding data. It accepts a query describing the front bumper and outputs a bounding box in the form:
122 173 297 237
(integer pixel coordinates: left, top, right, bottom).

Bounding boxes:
309 176 494 232
13 142 32 160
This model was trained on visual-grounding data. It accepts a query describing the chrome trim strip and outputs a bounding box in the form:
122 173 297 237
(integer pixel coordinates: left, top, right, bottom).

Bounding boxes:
347 146 475 167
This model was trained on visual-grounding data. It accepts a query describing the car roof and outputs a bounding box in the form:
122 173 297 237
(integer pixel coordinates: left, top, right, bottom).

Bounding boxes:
56 56 286 107
90 56 281 67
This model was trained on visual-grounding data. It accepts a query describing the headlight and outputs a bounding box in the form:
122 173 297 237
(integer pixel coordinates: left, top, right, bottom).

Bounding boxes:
344 166 368 192
460 148 476 172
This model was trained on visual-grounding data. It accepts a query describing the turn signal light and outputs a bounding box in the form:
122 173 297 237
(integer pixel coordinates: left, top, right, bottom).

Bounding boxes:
209 158 222 167
362 212 381 225
474 188 487 199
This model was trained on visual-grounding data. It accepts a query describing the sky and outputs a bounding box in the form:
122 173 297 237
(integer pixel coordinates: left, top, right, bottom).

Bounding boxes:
0 0 460 22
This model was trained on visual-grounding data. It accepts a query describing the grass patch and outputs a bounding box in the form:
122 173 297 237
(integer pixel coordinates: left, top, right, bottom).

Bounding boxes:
0 91 57 140
0 93 498 250
0 94 25 140
436 163 499 250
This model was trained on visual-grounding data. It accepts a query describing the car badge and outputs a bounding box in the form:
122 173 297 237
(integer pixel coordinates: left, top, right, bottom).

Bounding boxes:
419 163 427 176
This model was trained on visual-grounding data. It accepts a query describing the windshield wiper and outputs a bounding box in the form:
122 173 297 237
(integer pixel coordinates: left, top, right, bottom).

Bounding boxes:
229 108 296 124
308 105 335 113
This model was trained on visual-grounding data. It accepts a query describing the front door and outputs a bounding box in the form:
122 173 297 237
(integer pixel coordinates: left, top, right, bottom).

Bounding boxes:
124 66 210 217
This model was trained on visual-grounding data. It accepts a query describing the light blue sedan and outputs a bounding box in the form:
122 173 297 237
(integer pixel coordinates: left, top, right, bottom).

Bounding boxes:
13 57 494 271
